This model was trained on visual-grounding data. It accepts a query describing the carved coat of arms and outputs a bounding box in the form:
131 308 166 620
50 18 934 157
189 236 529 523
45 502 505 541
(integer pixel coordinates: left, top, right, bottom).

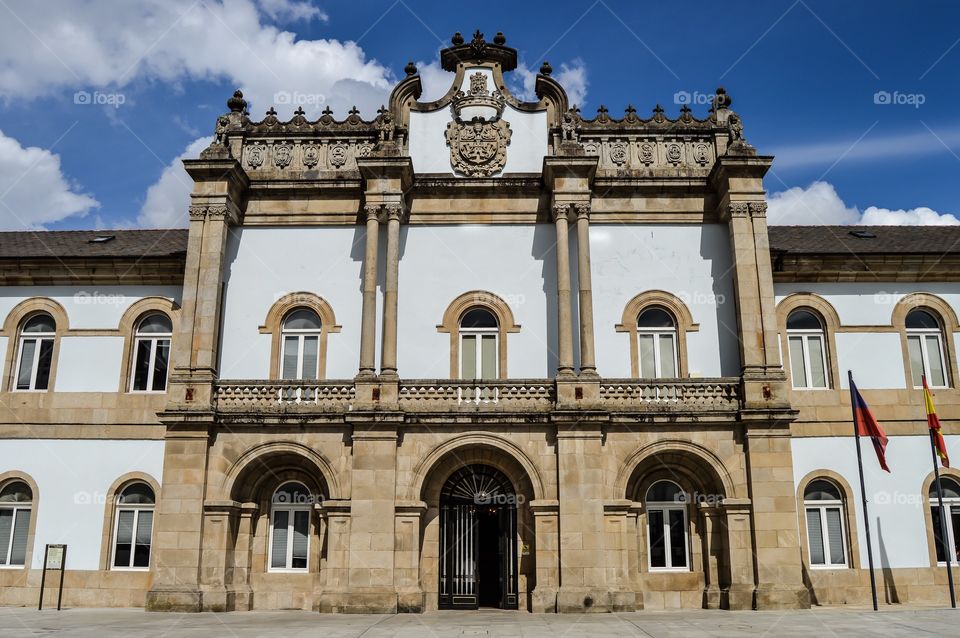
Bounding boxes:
444 72 512 177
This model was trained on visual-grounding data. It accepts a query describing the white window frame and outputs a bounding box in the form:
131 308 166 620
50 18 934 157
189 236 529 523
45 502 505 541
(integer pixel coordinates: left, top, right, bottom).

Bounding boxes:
279 318 321 381
129 319 172 393
646 501 690 572
458 326 499 381
787 329 829 390
0 502 31 569
931 495 960 566
110 499 154 571
13 325 55 392
268 495 311 573
907 325 949 389
804 500 848 569
636 326 678 379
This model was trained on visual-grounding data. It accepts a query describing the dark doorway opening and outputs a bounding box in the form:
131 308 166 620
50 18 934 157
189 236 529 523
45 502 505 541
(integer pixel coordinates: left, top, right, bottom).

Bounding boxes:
477 507 501 607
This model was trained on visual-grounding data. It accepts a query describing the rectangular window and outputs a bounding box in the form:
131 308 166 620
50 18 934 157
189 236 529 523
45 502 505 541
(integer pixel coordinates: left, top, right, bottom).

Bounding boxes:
15 338 53 391
926 335 946 388
808 336 827 388
648 509 665 568
151 341 170 391
270 509 309 571
132 340 152 390
113 510 134 568
292 511 309 569
659 334 677 378
281 336 300 380
113 509 151 569
0 508 30 566
806 508 824 565
271 510 289 569
301 336 319 380
668 509 687 568
825 507 845 565
789 336 807 388
908 335 925 387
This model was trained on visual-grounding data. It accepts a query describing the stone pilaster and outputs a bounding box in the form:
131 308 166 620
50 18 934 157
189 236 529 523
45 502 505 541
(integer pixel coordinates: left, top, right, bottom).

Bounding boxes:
226 503 257 611
394 500 427 612
700 504 723 609
198 501 235 612
529 499 560 612
720 498 756 610
318 500 351 596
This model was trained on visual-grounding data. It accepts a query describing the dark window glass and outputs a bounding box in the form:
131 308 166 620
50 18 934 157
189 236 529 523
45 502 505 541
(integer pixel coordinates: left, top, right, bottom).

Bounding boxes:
133 340 152 391
151 341 170 391
906 309 940 330
805 479 842 501
637 307 675 328
668 509 687 568
461 307 497 329
787 310 823 331
648 510 666 568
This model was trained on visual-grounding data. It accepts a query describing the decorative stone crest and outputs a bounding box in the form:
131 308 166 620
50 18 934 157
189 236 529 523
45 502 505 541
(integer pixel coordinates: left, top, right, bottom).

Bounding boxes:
693 143 710 166
273 142 293 169
444 72 512 177
329 144 348 168
302 143 320 168
609 142 628 166
666 143 683 165
638 142 655 166
246 143 265 169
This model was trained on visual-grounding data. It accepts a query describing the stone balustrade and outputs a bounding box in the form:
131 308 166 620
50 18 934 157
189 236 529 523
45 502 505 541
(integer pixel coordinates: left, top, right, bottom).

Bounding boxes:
214 378 741 414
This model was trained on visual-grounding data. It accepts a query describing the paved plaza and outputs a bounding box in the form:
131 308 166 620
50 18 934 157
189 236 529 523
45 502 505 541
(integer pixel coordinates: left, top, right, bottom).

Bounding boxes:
0 607 957 637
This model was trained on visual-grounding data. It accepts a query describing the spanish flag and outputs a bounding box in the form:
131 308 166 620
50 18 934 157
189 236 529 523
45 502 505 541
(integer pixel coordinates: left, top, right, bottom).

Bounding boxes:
851 378 890 472
924 377 950 468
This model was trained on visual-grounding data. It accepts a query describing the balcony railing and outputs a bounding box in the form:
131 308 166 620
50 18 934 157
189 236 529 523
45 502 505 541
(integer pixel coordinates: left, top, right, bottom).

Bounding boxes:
398 379 556 411
215 380 355 410
600 378 740 410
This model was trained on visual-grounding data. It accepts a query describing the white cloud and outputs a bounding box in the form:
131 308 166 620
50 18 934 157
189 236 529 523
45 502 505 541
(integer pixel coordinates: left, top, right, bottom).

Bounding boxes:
771 126 960 170
767 180 958 226
511 59 588 108
0 129 98 230
416 60 452 102
138 136 212 228
0 0 390 117
256 0 327 23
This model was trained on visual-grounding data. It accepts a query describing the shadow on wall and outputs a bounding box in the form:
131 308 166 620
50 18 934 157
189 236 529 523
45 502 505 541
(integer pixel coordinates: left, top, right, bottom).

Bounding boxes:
532 223 559 375
876 518 901 604
700 226 740 376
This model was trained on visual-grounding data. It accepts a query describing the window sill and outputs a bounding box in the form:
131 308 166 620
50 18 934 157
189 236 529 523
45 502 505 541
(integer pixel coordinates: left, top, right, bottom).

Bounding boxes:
0 564 26 570
266 568 309 574
809 564 849 570
647 567 691 573
110 566 150 572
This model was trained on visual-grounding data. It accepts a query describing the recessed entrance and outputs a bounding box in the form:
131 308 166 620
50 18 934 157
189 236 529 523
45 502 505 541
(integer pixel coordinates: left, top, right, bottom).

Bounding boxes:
438 465 518 610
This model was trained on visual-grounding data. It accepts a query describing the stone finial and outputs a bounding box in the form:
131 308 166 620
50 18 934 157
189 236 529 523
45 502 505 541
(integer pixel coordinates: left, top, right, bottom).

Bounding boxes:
471 30 485 46
493 32 506 45
404 60 418 76
539 61 553 76
714 86 732 110
227 89 246 113
452 31 464 45
652 103 665 122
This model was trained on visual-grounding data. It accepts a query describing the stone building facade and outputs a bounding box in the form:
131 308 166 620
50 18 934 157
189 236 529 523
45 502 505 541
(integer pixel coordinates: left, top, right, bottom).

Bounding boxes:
1 32 959 613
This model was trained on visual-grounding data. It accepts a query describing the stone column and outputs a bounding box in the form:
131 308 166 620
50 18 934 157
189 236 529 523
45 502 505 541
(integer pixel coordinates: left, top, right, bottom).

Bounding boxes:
626 503 642 598
553 203 575 376
198 501 235 612
380 204 403 378
574 203 597 376
358 204 380 378
227 503 257 611
394 500 427 612
529 500 560 613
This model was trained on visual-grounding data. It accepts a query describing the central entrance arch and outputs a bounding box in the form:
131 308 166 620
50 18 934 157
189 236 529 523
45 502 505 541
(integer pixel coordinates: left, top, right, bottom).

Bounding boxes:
439 464 518 610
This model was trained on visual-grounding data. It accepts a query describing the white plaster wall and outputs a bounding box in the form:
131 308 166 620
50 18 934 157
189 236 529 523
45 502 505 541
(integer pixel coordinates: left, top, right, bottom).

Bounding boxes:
220 226 368 379
834 332 906 389
0 286 181 330
775 283 960 327
55 336 124 392
792 435 960 569
408 66 548 175
0 439 164 571
591 224 739 377
396 225 556 378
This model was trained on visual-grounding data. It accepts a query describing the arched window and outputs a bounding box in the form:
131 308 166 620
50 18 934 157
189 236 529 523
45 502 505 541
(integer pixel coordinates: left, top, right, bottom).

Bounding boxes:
803 479 847 568
459 307 498 382
930 476 960 564
280 309 322 380
111 482 154 570
14 313 56 391
0 480 33 567
637 307 678 378
787 309 829 389
269 482 311 571
130 314 172 392
645 480 688 571
907 309 948 388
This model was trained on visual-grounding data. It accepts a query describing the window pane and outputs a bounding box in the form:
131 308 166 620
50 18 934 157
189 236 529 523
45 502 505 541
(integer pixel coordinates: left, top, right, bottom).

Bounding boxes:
926 335 946 387
461 335 477 380
461 308 497 329
271 511 289 568
648 509 666 568
34 339 53 390
906 309 939 330
0 509 11 565
806 508 825 565
133 340 152 391
0 482 31 502
292 510 309 569
23 314 55 333
933 506 947 563
114 510 134 567
281 336 300 380
647 481 683 503
133 510 153 567
668 509 687 568
10 510 30 565
952 506 960 564
283 309 321 330
638 334 655 378
805 480 842 501
480 335 496 380
16 340 36 390
120 483 155 505
301 336 319 380
658 334 676 378
808 336 827 388
151 340 170 391
826 507 844 565
789 337 807 388
787 310 822 330
637 307 674 328
137 314 172 334
908 335 924 386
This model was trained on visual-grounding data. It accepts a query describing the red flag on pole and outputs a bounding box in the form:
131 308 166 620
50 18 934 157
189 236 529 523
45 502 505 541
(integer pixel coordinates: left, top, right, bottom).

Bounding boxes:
850 378 890 472
924 376 950 468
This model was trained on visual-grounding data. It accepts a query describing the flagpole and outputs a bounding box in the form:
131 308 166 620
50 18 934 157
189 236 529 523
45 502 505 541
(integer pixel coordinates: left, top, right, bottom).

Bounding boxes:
925 375 957 609
849 370 879 611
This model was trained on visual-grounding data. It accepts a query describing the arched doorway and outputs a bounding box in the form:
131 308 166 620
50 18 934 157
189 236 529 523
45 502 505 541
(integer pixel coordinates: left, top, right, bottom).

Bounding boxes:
439 464 518 609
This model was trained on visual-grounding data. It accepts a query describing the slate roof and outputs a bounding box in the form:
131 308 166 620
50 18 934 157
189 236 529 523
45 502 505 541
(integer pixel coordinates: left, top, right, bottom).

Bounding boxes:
768 226 960 255
0 229 188 259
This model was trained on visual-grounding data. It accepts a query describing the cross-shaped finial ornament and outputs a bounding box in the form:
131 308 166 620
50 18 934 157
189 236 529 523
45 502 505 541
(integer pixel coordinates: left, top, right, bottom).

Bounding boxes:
265 107 277 117
348 106 360 116
652 104 664 116
321 106 333 117
377 105 389 117
597 104 608 116
680 104 692 117
624 104 636 116
293 107 306 117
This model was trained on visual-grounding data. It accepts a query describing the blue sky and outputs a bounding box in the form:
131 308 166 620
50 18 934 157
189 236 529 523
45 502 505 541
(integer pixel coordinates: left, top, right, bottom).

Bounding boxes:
0 0 958 230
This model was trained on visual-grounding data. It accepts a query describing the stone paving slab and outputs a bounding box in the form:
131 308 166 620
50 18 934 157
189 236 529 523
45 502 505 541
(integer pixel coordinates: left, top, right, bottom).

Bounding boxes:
0 607 957 637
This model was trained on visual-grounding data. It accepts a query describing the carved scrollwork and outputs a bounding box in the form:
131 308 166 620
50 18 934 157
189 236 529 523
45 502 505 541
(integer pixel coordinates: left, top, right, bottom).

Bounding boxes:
728 202 751 218
302 143 320 168
273 142 293 169
608 142 628 166
246 143 266 169
329 143 348 168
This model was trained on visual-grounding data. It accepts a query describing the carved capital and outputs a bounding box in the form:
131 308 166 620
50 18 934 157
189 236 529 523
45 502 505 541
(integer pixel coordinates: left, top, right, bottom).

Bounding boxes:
551 202 571 223
728 202 750 219
749 201 767 218
205 204 230 221
383 203 404 223
574 202 591 220
188 205 208 221
362 203 382 222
